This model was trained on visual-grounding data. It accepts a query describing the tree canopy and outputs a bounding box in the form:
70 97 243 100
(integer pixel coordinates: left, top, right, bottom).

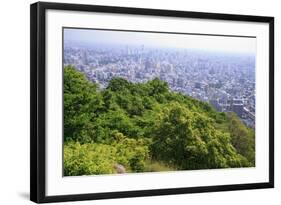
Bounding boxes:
64 66 255 175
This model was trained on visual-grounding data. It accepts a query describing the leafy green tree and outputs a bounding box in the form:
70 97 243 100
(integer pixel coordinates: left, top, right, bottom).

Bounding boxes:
64 65 103 142
228 113 255 165
107 77 132 92
112 131 150 172
147 78 169 95
94 109 141 139
151 102 250 169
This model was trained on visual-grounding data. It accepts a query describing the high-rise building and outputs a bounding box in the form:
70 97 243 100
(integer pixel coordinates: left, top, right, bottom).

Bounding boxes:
232 102 244 117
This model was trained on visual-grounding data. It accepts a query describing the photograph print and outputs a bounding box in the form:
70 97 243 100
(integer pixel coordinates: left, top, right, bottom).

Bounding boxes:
63 28 256 176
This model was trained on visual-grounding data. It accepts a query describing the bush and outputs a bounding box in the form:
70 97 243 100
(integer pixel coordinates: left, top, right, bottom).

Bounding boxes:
150 102 251 170
64 135 150 176
64 142 116 176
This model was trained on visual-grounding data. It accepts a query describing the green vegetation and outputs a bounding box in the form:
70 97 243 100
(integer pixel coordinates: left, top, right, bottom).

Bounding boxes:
63 65 255 176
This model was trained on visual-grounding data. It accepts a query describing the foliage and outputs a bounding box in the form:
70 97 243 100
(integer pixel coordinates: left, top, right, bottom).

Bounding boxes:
228 113 255 165
64 141 116 176
64 134 149 176
150 102 250 169
64 65 103 143
144 160 176 172
64 66 255 176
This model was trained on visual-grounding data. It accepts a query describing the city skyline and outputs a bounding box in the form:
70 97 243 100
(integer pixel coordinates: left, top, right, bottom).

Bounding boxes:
64 28 256 54
64 28 256 128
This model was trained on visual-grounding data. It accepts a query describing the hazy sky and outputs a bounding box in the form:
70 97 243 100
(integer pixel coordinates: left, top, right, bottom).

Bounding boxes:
64 28 256 54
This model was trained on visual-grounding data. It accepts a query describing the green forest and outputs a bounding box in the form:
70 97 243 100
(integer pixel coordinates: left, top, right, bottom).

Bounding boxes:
63 65 255 176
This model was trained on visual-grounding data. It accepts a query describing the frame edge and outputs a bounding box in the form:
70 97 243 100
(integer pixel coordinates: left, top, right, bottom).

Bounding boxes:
268 17 274 188
36 1 274 22
30 2 47 203
30 1 274 203
30 2 39 203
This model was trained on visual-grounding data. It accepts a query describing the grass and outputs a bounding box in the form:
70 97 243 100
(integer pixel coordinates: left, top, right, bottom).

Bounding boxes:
144 160 176 172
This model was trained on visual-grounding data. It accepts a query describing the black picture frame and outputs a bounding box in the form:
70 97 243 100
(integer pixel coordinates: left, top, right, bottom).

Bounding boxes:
30 1 274 203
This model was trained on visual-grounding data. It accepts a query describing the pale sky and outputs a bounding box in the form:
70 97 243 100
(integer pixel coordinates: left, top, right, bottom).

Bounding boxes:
64 28 256 54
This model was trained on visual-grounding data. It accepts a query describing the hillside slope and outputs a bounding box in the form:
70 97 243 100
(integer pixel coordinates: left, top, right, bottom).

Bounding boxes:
63 65 255 176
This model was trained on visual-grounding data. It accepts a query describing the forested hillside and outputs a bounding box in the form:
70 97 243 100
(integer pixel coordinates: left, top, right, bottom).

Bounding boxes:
63 65 255 176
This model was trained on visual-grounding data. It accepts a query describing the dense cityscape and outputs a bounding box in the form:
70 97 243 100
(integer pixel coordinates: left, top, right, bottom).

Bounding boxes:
64 42 256 128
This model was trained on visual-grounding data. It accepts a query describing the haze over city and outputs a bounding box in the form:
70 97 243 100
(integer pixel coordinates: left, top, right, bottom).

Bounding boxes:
63 28 256 128
64 28 256 54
